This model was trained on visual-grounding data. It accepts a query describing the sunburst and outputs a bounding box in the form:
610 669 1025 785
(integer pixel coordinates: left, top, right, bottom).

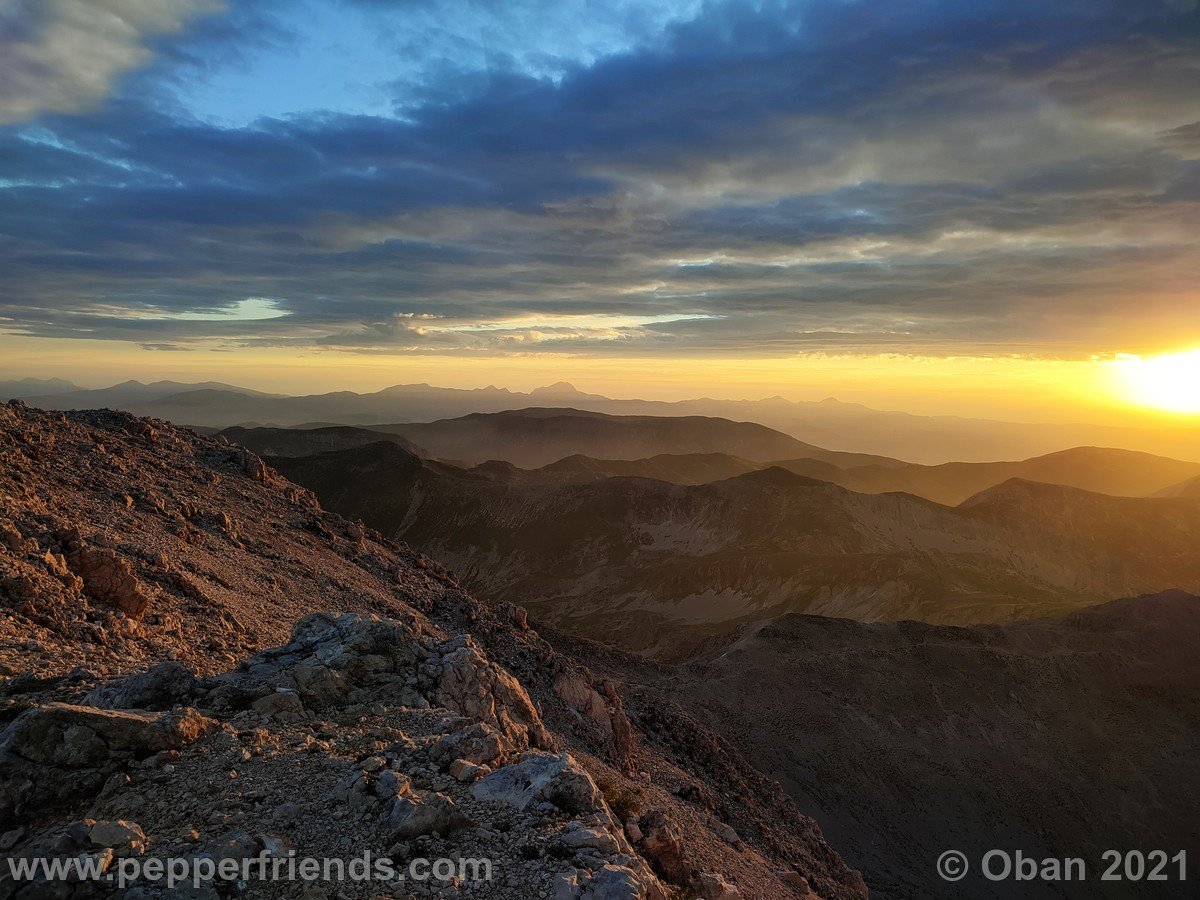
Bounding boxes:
1113 349 1200 415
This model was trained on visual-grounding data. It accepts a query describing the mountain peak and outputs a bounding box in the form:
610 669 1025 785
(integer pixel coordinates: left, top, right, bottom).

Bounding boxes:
530 381 584 395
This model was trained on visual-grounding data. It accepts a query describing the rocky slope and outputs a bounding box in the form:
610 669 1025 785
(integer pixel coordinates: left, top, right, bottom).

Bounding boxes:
270 443 1200 658
563 591 1200 899
0 403 865 900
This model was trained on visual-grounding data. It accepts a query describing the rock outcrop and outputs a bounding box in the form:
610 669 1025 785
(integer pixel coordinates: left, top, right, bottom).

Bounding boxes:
0 703 216 827
66 544 152 619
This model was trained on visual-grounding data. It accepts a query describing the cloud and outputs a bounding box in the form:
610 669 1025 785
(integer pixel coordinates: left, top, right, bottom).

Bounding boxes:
0 0 222 124
0 0 1198 358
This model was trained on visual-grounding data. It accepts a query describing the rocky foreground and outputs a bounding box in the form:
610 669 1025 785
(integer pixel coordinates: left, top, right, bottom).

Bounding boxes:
0 403 866 899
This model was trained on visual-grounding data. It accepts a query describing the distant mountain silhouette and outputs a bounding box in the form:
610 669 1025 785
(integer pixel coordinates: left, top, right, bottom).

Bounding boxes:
372 408 902 469
0 377 80 399
23 380 284 410
20 377 1200 463
527 381 610 402
222 427 772 484
774 445 1200 504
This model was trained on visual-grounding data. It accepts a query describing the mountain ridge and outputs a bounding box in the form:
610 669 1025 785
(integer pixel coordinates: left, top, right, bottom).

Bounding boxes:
224 421 1200 504
266 440 1200 658
1156 474 1200 498
372 408 905 469
18 377 1200 464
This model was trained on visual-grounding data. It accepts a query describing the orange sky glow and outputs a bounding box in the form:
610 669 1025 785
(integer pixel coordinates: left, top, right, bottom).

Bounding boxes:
4 334 1197 426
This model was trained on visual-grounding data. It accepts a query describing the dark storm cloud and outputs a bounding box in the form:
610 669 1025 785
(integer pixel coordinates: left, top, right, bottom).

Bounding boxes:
1 0 1198 355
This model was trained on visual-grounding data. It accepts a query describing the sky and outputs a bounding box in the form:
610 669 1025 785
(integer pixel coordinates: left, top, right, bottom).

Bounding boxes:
1 0 1198 419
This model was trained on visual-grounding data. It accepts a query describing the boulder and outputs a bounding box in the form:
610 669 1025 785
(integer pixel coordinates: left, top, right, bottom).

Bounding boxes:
495 601 528 630
558 820 621 855
714 822 745 852
236 448 269 481
555 871 583 900
373 768 412 800
581 863 667 900
387 790 471 839
471 752 603 814
259 833 295 858
448 759 489 783
252 690 306 722
210 829 262 866
0 704 216 827
599 680 637 772
84 662 199 710
554 672 614 741
553 669 637 771
205 615 556 760
87 820 147 858
429 722 503 768
210 613 423 710
696 872 742 899
639 809 687 883
291 664 345 708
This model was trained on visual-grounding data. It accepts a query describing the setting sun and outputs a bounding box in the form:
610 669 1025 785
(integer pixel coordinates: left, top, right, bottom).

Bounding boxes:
1114 349 1200 415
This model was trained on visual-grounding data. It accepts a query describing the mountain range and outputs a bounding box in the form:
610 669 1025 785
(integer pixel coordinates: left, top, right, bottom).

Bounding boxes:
265 438 1200 658
12 377 1200 464
225 413 1200 501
